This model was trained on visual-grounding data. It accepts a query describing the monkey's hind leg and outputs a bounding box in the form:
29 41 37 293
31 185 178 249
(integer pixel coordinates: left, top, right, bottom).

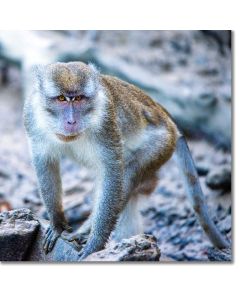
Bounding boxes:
113 174 158 242
62 217 91 248
113 196 143 242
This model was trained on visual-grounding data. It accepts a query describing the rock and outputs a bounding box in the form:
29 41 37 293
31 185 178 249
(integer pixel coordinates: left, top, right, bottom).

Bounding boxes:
0 208 39 261
29 226 161 262
0 205 232 262
28 219 83 262
0 210 160 262
196 162 210 176
218 215 231 234
207 247 232 261
85 234 161 262
30 227 161 262
206 164 231 190
201 30 231 53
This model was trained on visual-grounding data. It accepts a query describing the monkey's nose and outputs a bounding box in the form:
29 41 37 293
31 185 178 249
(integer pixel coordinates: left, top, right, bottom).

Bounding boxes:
67 120 77 125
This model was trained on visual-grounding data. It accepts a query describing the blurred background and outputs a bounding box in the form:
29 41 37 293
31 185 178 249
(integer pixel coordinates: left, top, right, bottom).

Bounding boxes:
0 30 232 261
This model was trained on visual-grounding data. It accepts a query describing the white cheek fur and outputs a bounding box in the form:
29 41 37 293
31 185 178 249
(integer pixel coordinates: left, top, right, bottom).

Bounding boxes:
33 96 49 132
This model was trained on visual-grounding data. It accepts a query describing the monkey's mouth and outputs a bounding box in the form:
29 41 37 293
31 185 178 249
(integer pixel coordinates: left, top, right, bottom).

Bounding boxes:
56 133 80 142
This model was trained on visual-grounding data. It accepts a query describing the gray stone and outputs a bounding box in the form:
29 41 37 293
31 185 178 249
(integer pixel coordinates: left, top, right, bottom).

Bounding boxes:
1 210 160 262
0 208 39 261
29 222 161 262
196 162 210 176
28 219 82 262
207 247 232 261
218 215 232 234
206 164 231 190
85 234 161 262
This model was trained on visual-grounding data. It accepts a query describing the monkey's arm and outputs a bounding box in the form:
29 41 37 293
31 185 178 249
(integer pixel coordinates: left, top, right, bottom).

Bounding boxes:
32 153 71 253
79 146 124 260
175 136 230 249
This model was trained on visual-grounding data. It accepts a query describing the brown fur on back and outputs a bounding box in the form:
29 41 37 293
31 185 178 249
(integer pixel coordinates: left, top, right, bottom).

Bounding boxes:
101 75 178 194
101 75 176 126
101 75 178 154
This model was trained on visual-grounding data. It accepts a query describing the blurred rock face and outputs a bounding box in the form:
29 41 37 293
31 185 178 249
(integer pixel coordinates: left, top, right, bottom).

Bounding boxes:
93 31 231 149
206 164 231 191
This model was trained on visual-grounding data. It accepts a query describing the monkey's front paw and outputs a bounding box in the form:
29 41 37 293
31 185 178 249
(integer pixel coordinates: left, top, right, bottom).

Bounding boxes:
62 222 72 233
62 232 88 245
78 239 104 260
43 227 61 254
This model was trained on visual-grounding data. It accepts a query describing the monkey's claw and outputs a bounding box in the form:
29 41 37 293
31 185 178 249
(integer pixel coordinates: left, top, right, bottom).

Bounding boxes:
43 227 61 254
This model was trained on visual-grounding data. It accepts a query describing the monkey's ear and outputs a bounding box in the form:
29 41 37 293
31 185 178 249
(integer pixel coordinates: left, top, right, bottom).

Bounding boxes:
88 62 100 81
31 64 44 78
30 64 45 89
85 63 101 97
88 62 99 73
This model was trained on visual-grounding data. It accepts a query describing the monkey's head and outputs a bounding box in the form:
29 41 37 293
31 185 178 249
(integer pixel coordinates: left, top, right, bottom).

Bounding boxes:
33 62 104 142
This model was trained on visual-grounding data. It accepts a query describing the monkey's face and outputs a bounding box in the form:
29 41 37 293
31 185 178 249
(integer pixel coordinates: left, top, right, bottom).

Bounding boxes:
35 62 102 142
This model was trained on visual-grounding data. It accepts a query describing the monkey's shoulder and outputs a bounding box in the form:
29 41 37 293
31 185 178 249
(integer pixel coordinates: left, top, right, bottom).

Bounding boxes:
101 74 175 130
101 74 156 106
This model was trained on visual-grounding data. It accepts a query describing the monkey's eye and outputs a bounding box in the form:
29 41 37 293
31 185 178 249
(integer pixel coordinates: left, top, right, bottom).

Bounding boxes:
74 95 82 101
57 95 66 101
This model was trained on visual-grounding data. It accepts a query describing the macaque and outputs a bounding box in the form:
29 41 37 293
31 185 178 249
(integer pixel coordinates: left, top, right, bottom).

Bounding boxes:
23 62 229 259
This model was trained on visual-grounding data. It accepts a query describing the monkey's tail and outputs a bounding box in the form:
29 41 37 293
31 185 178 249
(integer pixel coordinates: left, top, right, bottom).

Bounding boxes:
175 135 230 249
